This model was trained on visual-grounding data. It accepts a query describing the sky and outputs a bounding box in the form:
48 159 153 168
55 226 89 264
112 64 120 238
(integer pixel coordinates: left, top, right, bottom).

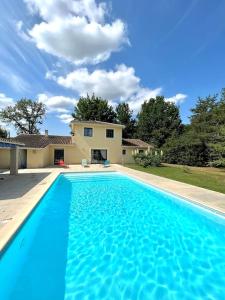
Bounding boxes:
0 0 225 136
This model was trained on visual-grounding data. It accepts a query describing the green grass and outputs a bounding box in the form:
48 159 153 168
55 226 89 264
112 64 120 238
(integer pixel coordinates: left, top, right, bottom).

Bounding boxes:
124 164 225 194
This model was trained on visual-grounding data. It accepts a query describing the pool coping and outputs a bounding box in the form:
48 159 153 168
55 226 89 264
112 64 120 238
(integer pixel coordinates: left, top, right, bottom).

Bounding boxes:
0 171 59 254
115 165 225 216
0 169 117 254
0 165 225 254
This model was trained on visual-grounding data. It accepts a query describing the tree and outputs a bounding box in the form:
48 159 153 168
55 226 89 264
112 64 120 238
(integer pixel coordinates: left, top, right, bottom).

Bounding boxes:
163 130 210 166
163 89 225 167
0 126 7 138
116 102 136 138
0 99 46 134
136 96 182 148
189 90 225 165
72 94 116 123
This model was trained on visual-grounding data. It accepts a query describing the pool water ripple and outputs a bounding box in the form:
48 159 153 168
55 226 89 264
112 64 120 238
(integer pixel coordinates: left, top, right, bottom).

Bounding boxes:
0 172 225 300
63 173 225 299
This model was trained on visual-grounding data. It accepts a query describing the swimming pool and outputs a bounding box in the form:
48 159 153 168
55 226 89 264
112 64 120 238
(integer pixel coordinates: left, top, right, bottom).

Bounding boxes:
0 172 225 299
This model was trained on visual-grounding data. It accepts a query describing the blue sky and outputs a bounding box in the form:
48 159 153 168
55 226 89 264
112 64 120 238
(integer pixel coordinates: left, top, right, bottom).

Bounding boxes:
0 0 225 136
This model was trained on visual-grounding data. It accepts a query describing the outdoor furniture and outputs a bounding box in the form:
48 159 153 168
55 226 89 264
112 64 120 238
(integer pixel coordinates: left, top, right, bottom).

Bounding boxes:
103 160 110 167
81 159 89 167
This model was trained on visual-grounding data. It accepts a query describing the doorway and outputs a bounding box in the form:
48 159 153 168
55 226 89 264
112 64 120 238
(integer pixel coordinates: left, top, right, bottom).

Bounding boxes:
91 149 107 163
18 149 27 169
54 149 64 165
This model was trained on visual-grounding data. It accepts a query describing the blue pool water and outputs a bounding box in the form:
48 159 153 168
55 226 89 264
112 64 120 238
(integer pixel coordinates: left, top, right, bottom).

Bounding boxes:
0 172 225 299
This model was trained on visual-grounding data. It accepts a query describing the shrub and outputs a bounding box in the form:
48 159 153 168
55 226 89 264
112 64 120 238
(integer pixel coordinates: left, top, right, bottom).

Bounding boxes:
133 152 161 167
162 135 210 167
208 159 225 168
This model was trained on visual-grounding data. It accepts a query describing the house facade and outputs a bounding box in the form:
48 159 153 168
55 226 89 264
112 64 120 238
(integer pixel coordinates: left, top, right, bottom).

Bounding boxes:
0 121 152 169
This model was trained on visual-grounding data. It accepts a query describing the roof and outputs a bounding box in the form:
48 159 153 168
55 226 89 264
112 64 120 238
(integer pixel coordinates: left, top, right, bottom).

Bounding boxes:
0 137 25 148
122 139 153 148
13 134 72 148
71 120 125 128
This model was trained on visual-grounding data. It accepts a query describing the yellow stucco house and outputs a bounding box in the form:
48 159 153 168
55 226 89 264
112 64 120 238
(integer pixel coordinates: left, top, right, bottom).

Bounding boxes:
0 121 152 169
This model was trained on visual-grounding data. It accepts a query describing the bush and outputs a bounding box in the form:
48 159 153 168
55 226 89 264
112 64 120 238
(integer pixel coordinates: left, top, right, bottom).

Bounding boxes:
162 132 211 167
208 159 225 168
133 152 161 167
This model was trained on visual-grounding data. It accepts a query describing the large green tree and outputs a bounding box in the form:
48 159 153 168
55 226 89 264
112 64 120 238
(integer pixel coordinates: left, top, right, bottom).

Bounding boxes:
136 96 182 147
163 89 225 167
0 99 46 134
189 90 225 164
0 126 7 138
116 102 136 138
72 94 116 123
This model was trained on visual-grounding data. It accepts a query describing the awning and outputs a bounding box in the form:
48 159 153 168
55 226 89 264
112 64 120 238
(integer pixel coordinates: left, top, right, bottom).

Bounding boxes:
0 138 24 148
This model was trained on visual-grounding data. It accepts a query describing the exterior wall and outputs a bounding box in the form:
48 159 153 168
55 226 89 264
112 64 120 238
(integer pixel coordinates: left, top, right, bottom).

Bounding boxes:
122 147 149 164
0 149 10 169
27 148 48 168
71 123 123 163
121 148 135 164
27 145 77 167
42 146 50 166
49 145 77 165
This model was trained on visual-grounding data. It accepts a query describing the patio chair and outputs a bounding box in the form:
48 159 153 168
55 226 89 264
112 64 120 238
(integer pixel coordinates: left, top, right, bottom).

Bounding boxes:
81 159 89 167
103 160 110 167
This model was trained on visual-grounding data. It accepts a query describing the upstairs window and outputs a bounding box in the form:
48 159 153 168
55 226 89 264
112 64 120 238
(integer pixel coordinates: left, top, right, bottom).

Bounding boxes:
122 149 126 155
84 127 93 137
106 129 114 138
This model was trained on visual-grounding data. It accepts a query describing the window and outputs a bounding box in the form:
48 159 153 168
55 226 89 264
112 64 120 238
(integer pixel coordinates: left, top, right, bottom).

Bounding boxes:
91 149 107 163
84 127 93 137
122 149 126 155
139 149 144 154
106 129 114 138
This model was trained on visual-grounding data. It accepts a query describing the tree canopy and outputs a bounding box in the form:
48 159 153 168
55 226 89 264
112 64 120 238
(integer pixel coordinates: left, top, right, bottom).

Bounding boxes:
136 96 182 148
72 94 116 123
0 99 46 134
163 89 225 167
116 103 136 138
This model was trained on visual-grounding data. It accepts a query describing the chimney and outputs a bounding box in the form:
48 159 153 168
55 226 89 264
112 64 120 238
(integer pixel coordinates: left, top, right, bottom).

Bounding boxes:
45 130 48 136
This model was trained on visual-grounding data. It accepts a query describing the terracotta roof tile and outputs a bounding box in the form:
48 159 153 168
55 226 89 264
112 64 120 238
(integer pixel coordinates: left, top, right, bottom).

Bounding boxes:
12 134 72 148
122 139 153 148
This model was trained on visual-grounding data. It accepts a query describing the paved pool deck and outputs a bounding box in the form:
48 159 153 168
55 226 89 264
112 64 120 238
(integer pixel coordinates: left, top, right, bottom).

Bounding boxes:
0 164 225 253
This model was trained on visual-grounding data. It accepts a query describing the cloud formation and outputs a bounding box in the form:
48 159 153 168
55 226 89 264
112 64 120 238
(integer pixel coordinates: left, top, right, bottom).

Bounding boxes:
24 0 128 65
57 113 74 124
165 93 187 104
37 93 77 113
0 93 14 109
51 64 163 114
24 0 107 22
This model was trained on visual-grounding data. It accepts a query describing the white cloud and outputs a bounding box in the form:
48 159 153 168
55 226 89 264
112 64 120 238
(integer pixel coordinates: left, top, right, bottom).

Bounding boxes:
57 113 74 124
16 21 31 42
0 93 14 110
51 64 163 114
57 64 140 100
37 93 77 113
24 0 107 23
23 0 128 65
165 93 187 104
126 87 163 113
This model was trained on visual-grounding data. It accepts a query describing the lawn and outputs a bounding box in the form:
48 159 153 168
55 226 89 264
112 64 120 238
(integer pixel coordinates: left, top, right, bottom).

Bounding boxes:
124 163 225 194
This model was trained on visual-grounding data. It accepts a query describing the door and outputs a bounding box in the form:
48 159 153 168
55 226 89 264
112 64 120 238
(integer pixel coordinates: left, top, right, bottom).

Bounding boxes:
91 149 107 163
54 149 64 165
18 149 27 169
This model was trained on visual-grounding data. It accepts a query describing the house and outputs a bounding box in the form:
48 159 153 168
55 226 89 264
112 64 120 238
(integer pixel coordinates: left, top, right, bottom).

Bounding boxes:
0 121 153 169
